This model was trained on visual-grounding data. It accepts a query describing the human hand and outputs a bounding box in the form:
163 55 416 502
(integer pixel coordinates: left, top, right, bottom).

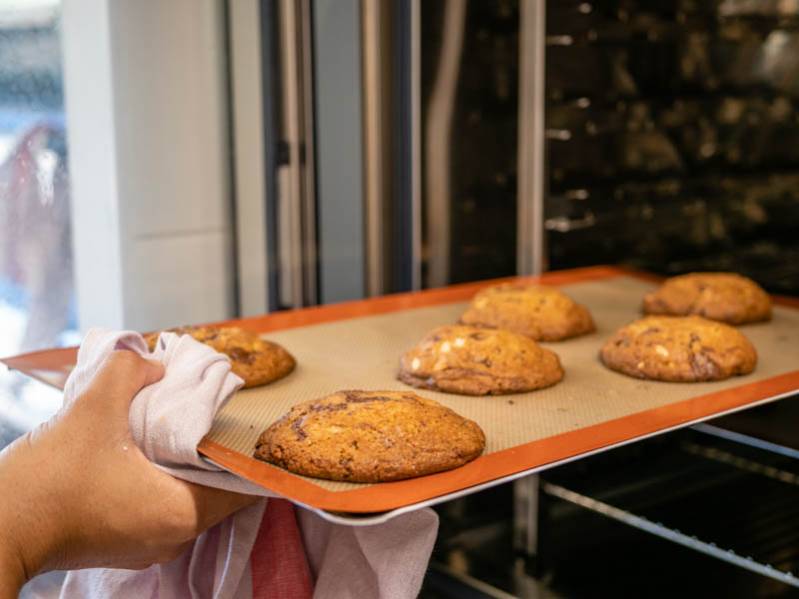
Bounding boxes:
0 350 256 595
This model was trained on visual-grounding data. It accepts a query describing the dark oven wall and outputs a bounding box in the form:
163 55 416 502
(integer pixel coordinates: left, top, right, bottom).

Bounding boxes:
421 0 519 286
546 0 799 296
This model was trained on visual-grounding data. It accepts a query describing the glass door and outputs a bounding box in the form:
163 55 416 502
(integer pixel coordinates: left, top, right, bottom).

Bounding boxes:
0 0 72 446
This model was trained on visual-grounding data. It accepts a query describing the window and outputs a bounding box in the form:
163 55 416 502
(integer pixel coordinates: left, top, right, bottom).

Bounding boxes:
0 0 73 447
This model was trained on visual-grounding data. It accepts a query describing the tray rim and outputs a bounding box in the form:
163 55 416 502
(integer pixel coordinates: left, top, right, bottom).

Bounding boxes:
3 265 799 517
272 390 796 526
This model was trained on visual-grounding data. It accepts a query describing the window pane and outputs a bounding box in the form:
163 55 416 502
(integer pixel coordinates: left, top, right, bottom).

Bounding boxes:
0 0 71 446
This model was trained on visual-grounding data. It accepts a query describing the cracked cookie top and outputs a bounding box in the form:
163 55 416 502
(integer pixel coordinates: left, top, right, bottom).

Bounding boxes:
253 390 485 482
398 325 564 396
642 272 771 325
600 316 757 382
460 283 595 341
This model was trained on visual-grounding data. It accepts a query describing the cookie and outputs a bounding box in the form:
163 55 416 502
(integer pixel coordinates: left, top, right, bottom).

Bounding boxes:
600 316 757 382
254 390 486 482
144 325 295 388
460 283 595 341
642 272 771 325
398 325 564 395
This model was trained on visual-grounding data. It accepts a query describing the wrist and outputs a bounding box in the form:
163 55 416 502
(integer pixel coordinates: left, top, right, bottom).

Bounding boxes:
0 524 27 597
0 433 67 586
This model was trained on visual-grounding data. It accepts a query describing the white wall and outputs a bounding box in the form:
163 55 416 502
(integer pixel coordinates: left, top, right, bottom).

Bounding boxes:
62 0 235 332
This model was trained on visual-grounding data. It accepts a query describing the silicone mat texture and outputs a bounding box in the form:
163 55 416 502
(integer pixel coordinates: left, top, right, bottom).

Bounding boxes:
203 275 799 493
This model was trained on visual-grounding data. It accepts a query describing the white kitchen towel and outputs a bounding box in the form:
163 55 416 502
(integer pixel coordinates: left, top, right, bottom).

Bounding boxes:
300 508 439 599
55 328 438 599
59 328 270 599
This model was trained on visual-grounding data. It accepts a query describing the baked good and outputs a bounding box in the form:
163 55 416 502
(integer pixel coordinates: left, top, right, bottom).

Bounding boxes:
600 316 757 382
144 325 295 388
459 283 595 341
642 272 771 325
398 325 564 395
254 390 485 482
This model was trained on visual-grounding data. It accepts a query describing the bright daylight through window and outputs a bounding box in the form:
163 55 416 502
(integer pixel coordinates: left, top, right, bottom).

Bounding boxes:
0 0 74 447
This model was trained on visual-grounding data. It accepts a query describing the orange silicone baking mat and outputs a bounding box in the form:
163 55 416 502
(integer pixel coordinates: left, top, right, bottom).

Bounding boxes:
3 266 799 515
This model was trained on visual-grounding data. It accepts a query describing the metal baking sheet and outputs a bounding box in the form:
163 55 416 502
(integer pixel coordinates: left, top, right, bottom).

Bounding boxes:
4 267 799 524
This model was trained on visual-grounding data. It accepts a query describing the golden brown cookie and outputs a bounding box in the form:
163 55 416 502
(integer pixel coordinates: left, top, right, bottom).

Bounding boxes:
398 325 564 396
600 316 757 382
144 325 295 388
460 283 595 341
642 272 771 325
254 390 485 482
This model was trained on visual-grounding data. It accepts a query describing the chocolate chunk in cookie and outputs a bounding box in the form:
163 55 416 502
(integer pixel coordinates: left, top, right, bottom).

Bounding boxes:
254 390 485 482
399 325 564 395
600 316 757 382
144 325 295 388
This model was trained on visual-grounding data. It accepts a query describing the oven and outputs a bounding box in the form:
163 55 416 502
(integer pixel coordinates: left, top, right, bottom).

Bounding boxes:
4 0 793 596
247 1 799 596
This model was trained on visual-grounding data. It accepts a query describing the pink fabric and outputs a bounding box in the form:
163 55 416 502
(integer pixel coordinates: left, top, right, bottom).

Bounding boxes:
251 499 313 599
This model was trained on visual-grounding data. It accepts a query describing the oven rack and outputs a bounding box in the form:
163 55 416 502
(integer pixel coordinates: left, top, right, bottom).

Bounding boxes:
691 423 799 461
540 428 799 591
542 482 798 589
423 422 799 597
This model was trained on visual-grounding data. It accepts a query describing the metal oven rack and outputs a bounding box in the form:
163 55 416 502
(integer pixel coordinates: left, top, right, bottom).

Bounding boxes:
540 414 799 594
543 473 798 589
423 397 799 598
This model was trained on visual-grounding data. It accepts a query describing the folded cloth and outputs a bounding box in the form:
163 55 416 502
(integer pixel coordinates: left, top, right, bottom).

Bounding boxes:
58 328 300 599
62 328 267 493
300 509 439 599
56 328 438 599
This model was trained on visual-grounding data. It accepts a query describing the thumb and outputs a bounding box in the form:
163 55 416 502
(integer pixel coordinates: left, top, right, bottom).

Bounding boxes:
80 350 165 416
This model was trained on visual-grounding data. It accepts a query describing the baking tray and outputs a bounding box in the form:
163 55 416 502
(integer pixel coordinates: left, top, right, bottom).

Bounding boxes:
3 266 799 525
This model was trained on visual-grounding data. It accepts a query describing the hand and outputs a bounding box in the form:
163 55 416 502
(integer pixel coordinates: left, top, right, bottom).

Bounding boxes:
0 350 256 595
